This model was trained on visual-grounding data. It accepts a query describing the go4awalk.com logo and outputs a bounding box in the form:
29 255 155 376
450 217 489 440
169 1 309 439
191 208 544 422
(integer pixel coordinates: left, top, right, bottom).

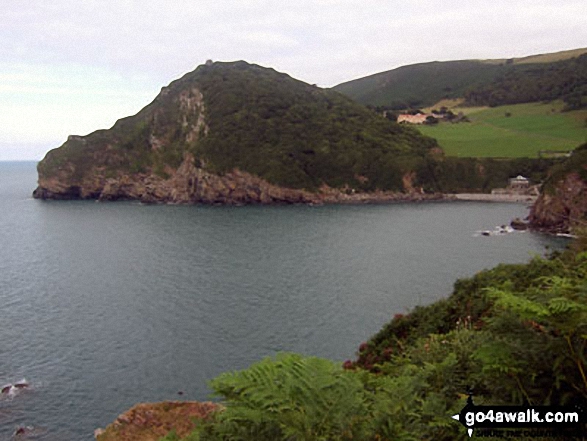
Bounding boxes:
451 394 585 438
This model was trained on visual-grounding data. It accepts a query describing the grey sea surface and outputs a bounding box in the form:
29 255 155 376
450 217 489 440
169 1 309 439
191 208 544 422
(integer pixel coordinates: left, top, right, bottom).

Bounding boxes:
0 161 566 440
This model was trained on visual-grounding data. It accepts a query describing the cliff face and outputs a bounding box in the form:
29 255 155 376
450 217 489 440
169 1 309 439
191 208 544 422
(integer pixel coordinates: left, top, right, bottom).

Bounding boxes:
528 172 587 233
33 153 443 204
33 153 318 204
528 146 587 233
33 61 443 203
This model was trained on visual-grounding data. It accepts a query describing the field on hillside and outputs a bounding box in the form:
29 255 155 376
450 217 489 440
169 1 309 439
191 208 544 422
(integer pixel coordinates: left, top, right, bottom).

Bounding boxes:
417 102 587 157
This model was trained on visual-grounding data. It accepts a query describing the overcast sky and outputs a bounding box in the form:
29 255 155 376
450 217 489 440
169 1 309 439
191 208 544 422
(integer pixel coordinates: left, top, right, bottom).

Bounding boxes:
1 0 586 160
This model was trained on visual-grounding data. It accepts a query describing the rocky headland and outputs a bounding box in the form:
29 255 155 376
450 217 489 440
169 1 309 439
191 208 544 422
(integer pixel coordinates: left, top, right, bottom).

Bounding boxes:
33 152 446 205
33 61 447 205
528 145 587 234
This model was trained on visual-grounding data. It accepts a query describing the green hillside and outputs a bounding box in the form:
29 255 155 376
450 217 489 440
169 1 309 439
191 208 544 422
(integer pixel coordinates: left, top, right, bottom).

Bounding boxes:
333 48 587 110
417 102 587 158
190 62 438 191
333 60 501 109
37 61 441 195
464 54 587 109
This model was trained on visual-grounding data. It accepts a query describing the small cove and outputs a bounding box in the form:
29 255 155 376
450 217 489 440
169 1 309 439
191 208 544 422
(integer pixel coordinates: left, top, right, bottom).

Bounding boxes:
0 161 567 440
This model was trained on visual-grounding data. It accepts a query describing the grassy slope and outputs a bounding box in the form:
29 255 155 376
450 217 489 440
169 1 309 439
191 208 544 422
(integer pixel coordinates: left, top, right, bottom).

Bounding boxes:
417 102 587 157
333 60 500 108
333 48 587 109
510 47 587 64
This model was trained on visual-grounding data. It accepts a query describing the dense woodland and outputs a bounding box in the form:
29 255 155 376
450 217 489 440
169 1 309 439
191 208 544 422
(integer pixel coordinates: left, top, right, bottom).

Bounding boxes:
39 61 443 193
464 54 587 110
416 157 556 193
191 62 438 191
333 60 503 109
334 53 587 111
193 62 561 192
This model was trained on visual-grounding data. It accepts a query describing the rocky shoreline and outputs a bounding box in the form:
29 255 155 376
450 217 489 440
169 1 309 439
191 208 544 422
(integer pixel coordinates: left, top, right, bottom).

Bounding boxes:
451 193 537 203
32 154 451 205
528 172 587 234
32 154 540 206
95 401 218 441
36 156 578 236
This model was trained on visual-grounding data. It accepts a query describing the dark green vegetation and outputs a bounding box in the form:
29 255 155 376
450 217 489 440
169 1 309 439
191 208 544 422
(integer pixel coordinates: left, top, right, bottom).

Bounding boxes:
333 49 587 110
38 59 574 197
191 62 443 191
542 143 587 196
465 54 587 110
333 60 504 109
528 142 587 234
39 61 442 193
162 243 587 441
418 102 587 158
418 156 556 193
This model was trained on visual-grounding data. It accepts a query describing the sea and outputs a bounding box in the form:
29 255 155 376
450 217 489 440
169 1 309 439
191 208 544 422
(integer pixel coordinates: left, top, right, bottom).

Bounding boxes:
0 161 567 440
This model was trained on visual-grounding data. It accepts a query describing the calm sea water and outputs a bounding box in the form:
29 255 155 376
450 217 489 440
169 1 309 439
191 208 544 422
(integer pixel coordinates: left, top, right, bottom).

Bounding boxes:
0 161 566 440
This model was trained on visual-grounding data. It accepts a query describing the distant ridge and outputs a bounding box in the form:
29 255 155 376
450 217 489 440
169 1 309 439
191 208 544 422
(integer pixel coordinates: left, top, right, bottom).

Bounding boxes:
484 47 587 65
333 48 587 109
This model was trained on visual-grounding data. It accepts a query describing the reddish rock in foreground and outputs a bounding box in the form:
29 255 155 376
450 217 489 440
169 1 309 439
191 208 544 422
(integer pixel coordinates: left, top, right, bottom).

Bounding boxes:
95 401 219 441
528 172 587 234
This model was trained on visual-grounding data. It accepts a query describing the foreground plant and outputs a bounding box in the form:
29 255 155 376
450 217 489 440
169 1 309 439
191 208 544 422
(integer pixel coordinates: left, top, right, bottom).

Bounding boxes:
163 245 587 441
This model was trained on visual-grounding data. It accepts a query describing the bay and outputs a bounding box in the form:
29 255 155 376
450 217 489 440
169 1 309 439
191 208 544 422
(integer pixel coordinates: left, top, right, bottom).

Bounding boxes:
0 161 566 440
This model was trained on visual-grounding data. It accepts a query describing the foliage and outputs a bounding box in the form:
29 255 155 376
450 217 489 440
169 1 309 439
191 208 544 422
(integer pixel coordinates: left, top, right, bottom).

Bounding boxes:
39 61 576 197
191 62 438 191
540 142 587 195
165 240 587 441
39 61 443 194
333 60 504 109
171 352 467 441
464 54 587 110
416 156 556 193
356 245 587 411
333 51 587 110
198 353 375 440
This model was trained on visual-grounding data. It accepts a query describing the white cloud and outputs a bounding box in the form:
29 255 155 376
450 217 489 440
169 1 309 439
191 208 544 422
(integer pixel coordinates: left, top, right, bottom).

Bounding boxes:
0 63 157 155
1 0 586 159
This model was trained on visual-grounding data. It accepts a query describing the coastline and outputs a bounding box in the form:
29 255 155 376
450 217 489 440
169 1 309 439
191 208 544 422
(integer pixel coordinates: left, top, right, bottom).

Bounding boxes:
32 189 538 205
450 193 537 203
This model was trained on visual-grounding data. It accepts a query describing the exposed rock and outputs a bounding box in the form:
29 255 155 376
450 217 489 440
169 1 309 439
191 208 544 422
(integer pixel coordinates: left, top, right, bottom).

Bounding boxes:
33 60 445 205
402 171 423 194
1 380 29 395
34 153 446 205
95 401 218 441
510 217 528 230
528 172 587 234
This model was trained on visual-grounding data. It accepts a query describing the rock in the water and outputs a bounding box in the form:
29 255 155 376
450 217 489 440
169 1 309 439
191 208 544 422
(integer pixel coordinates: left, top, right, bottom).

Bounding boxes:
510 217 528 230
